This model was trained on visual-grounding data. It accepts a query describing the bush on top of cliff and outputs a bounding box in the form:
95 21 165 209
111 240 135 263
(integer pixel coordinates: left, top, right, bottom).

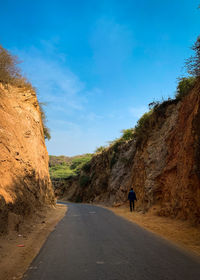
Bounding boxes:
120 128 135 141
173 36 200 100
108 128 135 148
134 110 153 135
133 109 158 147
175 76 197 101
0 45 32 89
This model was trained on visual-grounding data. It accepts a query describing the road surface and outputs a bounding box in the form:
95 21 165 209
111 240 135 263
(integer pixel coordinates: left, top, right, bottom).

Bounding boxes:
24 203 200 280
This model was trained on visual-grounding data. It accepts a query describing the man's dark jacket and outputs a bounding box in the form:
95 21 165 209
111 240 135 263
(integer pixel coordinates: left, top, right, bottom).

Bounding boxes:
128 190 137 201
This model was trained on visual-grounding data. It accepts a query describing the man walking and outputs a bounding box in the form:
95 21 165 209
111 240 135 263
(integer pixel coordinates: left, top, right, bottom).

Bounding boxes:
128 188 137 212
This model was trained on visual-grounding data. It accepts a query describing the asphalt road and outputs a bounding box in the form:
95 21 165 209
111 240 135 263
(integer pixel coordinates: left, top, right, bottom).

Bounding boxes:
24 203 200 280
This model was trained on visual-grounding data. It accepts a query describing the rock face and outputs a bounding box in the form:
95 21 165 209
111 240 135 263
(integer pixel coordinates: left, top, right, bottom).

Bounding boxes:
55 80 200 225
0 84 55 233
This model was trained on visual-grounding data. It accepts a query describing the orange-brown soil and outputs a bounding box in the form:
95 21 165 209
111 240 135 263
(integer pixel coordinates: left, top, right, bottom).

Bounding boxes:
0 203 66 280
0 83 55 234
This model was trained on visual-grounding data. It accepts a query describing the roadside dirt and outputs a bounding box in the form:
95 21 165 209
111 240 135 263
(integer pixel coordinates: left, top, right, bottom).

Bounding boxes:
111 204 200 258
0 203 67 280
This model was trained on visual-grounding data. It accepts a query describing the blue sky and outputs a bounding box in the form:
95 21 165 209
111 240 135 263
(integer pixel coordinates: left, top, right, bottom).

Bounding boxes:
1 0 200 155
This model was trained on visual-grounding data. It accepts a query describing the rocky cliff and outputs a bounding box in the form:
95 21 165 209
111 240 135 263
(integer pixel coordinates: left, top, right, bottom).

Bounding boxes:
0 84 55 234
55 79 200 225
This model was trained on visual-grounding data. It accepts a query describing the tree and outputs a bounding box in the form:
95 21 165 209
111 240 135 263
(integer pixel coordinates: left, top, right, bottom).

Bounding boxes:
186 36 200 77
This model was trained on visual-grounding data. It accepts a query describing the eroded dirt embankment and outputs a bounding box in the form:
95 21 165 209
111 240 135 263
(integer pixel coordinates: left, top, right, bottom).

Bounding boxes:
55 80 200 225
0 83 55 234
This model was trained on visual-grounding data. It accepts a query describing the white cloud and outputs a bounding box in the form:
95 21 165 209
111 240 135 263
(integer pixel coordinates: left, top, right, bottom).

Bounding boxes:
14 46 86 113
13 42 103 118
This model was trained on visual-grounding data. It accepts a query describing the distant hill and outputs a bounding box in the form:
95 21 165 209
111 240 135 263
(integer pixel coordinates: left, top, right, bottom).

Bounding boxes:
49 154 92 179
49 155 73 167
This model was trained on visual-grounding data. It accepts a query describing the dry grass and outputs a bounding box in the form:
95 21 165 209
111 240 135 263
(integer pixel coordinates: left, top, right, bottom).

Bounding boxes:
111 205 200 258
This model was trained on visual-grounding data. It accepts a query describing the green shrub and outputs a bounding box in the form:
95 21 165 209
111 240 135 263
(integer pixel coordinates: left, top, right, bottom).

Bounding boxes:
134 110 153 135
175 77 197 100
120 128 135 141
133 110 154 147
108 128 134 151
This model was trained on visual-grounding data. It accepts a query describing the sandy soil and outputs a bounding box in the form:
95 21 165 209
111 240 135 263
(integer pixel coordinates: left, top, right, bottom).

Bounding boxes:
111 204 200 259
0 203 67 280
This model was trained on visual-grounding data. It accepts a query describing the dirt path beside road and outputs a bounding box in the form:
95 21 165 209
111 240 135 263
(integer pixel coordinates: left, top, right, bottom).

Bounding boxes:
0 203 67 280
